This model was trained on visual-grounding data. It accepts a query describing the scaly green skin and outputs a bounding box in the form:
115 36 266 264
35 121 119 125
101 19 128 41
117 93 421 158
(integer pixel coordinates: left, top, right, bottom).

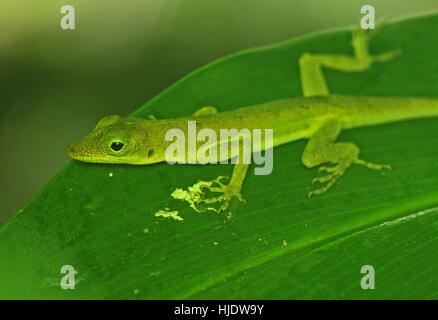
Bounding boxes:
68 26 438 212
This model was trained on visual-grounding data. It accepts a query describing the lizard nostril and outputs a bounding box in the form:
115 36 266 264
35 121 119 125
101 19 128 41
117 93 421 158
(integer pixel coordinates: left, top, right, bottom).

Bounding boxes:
68 144 76 154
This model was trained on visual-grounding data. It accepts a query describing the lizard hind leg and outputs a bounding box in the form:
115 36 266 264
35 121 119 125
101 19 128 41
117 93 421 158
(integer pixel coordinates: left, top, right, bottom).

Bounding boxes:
302 118 391 198
298 23 401 97
308 151 392 197
306 142 359 197
351 24 401 64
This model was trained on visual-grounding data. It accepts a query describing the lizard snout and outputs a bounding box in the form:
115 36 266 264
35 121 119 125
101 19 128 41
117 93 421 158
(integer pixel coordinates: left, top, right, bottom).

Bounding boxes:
67 141 81 159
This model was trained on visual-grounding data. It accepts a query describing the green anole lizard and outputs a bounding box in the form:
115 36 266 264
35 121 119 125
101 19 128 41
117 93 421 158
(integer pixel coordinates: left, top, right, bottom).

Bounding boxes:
67 26 438 212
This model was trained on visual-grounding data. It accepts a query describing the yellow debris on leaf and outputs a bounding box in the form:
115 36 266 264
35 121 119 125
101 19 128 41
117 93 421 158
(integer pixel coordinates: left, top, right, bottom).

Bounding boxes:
171 180 218 213
154 208 183 221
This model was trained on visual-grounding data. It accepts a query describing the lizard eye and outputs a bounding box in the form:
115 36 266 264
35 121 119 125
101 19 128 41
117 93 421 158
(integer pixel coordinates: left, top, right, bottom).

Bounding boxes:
110 142 125 152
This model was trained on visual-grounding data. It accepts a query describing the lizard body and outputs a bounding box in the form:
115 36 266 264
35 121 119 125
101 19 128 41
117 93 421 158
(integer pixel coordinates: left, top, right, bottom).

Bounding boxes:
68 26 438 212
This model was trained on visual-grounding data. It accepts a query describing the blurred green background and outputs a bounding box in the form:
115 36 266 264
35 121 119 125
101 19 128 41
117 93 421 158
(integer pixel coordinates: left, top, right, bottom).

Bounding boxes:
1 0 437 225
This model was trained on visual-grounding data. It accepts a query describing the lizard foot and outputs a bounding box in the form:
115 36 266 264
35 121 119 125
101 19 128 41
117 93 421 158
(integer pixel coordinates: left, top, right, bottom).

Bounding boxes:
351 23 402 63
198 176 246 213
309 164 347 198
309 158 391 198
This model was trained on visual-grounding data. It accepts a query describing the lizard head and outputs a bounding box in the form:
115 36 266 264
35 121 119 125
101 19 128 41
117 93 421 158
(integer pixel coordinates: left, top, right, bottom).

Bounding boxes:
67 115 164 165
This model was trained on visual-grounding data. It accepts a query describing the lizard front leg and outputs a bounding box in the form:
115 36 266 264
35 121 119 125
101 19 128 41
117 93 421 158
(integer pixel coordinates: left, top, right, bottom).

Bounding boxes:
302 118 391 197
147 105 218 120
192 106 218 116
198 162 249 213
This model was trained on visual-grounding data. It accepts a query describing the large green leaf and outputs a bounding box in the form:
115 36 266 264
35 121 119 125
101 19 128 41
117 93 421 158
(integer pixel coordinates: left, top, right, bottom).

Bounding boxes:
1 14 438 299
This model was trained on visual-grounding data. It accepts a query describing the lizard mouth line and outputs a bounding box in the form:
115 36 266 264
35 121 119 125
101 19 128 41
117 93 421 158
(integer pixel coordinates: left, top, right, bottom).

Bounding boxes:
67 144 113 164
